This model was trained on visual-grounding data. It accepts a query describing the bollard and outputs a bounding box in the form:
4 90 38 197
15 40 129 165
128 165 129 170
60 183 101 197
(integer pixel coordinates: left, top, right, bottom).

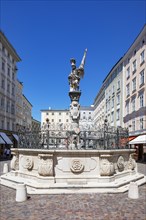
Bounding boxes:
3 163 9 173
16 183 27 202
128 181 139 199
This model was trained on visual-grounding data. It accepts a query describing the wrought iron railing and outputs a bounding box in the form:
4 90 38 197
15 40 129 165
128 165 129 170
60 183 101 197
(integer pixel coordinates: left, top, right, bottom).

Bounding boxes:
16 124 129 150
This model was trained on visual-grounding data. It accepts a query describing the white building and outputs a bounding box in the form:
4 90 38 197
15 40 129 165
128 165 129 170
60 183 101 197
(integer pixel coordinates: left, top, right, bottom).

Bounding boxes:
22 95 32 129
41 106 94 129
0 31 21 131
123 25 146 137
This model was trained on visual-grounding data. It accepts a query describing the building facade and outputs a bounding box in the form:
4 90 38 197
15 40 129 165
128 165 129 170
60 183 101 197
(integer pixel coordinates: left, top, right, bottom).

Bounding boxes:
15 80 24 129
41 106 94 129
0 31 21 131
104 58 124 128
22 95 32 129
31 117 41 132
123 25 146 137
93 84 105 127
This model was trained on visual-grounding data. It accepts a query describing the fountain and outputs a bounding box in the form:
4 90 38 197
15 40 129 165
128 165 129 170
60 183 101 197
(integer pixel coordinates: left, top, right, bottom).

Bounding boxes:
0 50 145 194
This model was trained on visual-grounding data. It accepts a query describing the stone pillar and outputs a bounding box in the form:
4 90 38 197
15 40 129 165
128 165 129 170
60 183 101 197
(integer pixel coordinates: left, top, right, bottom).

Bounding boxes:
128 182 139 199
16 183 27 202
3 163 9 173
68 91 81 149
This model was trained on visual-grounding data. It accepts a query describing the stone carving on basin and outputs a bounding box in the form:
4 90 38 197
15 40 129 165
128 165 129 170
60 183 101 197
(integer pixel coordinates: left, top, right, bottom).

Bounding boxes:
128 154 136 170
117 156 125 172
21 156 34 170
100 158 115 176
38 154 53 176
70 159 84 174
11 153 19 171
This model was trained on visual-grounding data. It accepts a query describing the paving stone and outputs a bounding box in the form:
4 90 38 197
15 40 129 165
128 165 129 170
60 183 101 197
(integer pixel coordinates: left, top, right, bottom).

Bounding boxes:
0 160 146 220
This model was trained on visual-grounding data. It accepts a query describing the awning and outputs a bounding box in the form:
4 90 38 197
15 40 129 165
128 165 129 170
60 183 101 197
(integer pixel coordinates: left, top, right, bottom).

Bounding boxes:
0 132 13 145
0 136 5 144
12 134 19 142
129 135 146 145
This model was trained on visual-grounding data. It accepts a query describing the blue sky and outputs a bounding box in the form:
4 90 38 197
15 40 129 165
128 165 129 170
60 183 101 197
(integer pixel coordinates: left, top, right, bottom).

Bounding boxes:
1 0 146 121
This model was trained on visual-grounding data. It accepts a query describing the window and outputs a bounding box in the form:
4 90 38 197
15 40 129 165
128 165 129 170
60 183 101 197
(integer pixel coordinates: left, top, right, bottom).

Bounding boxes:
132 60 137 73
59 112 61 115
66 119 68 122
112 98 114 108
140 117 144 130
1 79 5 89
140 50 145 64
2 61 5 71
88 116 91 120
12 72 15 80
132 77 136 92
140 70 144 86
111 112 114 122
126 102 129 114
46 112 48 115
52 112 54 115
7 122 10 130
139 93 144 107
2 46 5 53
117 80 120 89
11 104 15 114
117 94 120 105
12 87 15 96
7 83 10 93
132 120 135 131
132 99 135 112
6 101 10 113
126 83 130 97
112 85 115 94
66 112 68 115
106 103 108 113
1 120 4 129
116 109 120 120
52 119 54 122
59 119 61 122
126 67 130 79
1 97 5 110
108 101 110 111
8 67 10 76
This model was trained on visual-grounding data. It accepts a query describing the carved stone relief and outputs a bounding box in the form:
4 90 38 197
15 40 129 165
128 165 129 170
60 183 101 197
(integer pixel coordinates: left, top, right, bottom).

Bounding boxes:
11 153 19 171
100 158 115 176
38 154 53 176
117 156 125 172
128 154 136 170
70 159 84 173
21 156 34 170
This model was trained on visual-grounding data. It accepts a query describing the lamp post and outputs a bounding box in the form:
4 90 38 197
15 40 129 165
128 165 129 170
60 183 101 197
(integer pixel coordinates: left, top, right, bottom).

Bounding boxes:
104 118 108 149
46 118 50 149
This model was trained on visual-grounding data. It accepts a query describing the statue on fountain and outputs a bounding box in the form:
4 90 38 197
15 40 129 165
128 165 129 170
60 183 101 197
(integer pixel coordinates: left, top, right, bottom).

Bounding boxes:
68 49 87 91
68 49 87 149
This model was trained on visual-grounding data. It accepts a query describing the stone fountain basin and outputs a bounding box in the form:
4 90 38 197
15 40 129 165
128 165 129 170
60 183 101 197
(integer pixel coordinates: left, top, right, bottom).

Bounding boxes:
0 148 145 194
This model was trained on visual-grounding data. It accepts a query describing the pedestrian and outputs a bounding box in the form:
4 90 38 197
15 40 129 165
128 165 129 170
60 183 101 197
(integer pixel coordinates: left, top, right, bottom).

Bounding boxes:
6 148 10 159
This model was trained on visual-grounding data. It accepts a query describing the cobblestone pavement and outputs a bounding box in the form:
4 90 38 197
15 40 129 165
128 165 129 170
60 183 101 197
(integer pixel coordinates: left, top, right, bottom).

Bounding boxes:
0 160 146 220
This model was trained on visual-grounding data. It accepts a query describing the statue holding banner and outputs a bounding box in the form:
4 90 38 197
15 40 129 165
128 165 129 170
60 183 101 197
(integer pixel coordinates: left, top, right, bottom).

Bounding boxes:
68 49 87 91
